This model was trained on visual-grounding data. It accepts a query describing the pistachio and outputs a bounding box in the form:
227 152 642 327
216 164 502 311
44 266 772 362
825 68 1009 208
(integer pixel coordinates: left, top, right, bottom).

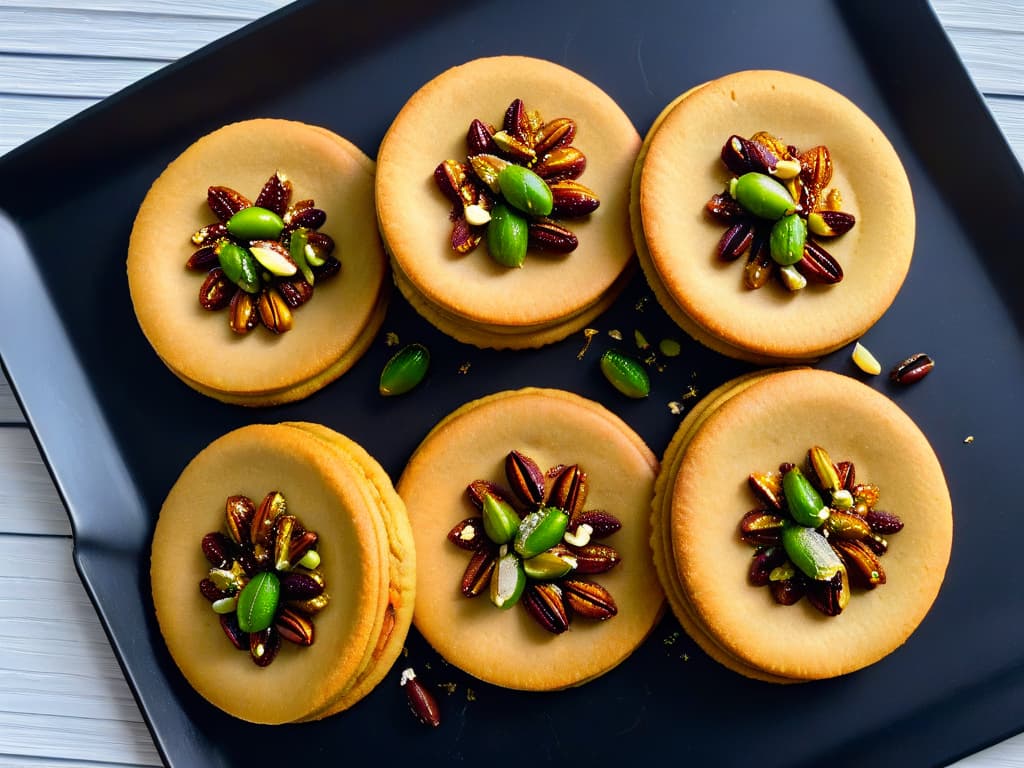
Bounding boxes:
521 582 569 634
771 159 802 179
546 464 588 520
781 521 844 581
826 510 872 540
852 342 882 375
569 542 621 574
890 353 935 385
490 547 526 609
748 471 784 511
400 668 442 727
228 290 259 334
807 446 841 493
224 495 255 546
227 205 285 241
562 578 617 620
743 234 774 289
533 117 577 156
215 242 261 294
464 204 492 226
304 230 333 266
600 349 650 398
486 202 529 268
769 562 796 582
783 468 829 527
468 154 510 194
769 213 807 265
212 595 239 614
249 627 281 667
207 185 251 222
498 164 553 216
236 571 281 633
297 548 320 570
249 240 298 277
379 343 430 396
807 210 856 237
832 539 885 589
732 172 797 219
831 490 854 510
285 530 317 567
739 509 785 545
515 506 570 560
533 146 587 182
462 547 498 598
491 129 536 162
749 546 787 586
522 546 577 580
447 516 486 551
208 567 240 592
481 493 521 544
288 227 314 285
505 451 545 506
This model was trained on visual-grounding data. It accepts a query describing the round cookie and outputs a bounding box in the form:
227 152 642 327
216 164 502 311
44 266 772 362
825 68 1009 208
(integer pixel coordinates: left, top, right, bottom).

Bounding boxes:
376 56 640 349
398 388 664 690
656 369 952 681
151 423 414 723
634 71 915 363
128 119 388 405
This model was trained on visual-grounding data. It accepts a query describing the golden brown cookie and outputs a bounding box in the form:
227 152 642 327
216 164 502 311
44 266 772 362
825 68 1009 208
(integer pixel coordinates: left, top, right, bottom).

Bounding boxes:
398 388 663 690
633 71 914 363
376 56 640 349
654 369 952 681
151 423 414 723
128 119 388 405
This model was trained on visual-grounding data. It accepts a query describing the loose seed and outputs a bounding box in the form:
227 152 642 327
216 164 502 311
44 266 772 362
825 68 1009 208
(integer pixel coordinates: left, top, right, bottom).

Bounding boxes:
600 349 650 398
852 342 882 375
379 343 430 396
890 353 935 385
400 668 441 727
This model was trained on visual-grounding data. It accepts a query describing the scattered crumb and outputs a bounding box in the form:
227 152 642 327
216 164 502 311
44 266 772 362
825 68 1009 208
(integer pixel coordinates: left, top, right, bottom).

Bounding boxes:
608 329 623 341
663 631 680 647
964 435 975 444
439 682 459 696
457 362 471 375
634 329 650 350
643 352 657 366
681 653 690 662
635 296 649 312
668 401 684 415
659 338 682 358
577 328 599 360
401 646 409 658
681 384 699 401
385 331 400 347
466 688 477 702
424 661 431 669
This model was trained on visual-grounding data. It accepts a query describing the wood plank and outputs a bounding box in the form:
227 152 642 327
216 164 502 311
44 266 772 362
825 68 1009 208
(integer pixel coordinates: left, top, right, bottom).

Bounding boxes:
985 96 1024 165
931 0 1024 33
0 53 165 99
0 94 99 156
0 535 160 766
942 27 1024 97
0 428 71 536
3 0 284 17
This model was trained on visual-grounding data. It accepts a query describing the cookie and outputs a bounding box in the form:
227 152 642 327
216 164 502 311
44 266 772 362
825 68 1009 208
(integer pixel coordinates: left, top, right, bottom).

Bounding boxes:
150 423 414 723
653 369 952 681
633 71 915 363
376 56 640 349
128 119 388 405
398 388 663 690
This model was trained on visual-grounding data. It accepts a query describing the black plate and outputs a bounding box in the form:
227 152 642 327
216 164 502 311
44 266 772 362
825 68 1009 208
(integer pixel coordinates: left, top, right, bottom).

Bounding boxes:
2 1 1023 765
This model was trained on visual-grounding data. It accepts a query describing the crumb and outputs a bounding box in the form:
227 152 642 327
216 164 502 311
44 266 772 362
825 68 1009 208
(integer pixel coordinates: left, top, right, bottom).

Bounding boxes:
643 352 657 366
635 296 649 312
608 329 623 341
668 401 684 415
634 329 650 350
401 646 409 658
964 435 975 444
659 338 681 358
466 688 477 702
681 384 699 401
663 631 680 647
457 362 471 375
439 682 458 696
385 331 400 347
681 653 690 662
577 328 599 360
424 661 431 669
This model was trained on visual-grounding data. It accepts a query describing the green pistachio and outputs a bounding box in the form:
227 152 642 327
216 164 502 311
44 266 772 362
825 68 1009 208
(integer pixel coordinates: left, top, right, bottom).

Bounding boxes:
523 547 577 580
226 206 285 240
783 467 830 527
216 241 261 293
236 571 281 633
732 172 797 220
600 349 650 398
379 343 430 396
781 521 844 581
514 506 570 560
769 213 807 266
289 227 315 286
481 493 520 545
486 203 529 268
490 548 526 609
298 549 320 570
497 164 554 216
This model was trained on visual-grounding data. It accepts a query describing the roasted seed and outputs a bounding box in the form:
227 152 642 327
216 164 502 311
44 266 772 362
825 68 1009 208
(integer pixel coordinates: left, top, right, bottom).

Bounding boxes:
251 491 286 552
863 533 888 555
503 98 531 143
228 289 259 334
279 571 326 601
467 153 509 194
749 131 791 161
272 514 296 571
797 239 844 284
466 480 517 511
600 349 650 398
534 146 586 181
287 531 318 566
506 451 545 506
491 130 536 162
305 230 335 261
201 532 232 569
533 117 577 156
199 268 234 310
379 343 430 396
748 471 784 511
522 582 570 634
706 192 748 222
527 218 578 253
739 509 785 545
451 218 483 255
257 288 294 334
836 461 856 491
807 446 841 493
805 569 849 616
447 516 487 550
749 546 787 586
186 245 220 271
807 210 856 237
743 233 774 289
467 119 498 154
522 545 577 580
401 668 441 727
852 342 882 375
219 613 247 650
568 542 621 574
865 509 904 535
276 277 314 308
852 483 880 508
461 547 497 598
546 464 588 520
717 221 755 261
199 578 226 602
224 495 255 546
249 627 281 667
833 539 886 589
770 576 806 605
287 206 326 231
549 180 600 218
208 185 251 222
287 592 329 615
798 145 833 209
191 222 228 246
254 171 293 217
721 134 779 175
573 510 621 539
826 510 872 540
890 353 935 385
275 607 315 646
562 578 617 620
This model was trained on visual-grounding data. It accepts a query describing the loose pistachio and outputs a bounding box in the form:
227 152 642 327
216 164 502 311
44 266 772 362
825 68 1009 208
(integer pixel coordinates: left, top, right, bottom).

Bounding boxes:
490 548 526 609
379 343 430 396
497 164 554 217
226 206 285 240
289 227 315 286
781 521 844 581
486 203 529 268
515 506 570 560
236 571 281 633
783 467 829 527
732 172 797 220
216 241 260 294
769 214 807 265
481 493 520 545
600 349 650 398
249 240 298 277
522 547 578 580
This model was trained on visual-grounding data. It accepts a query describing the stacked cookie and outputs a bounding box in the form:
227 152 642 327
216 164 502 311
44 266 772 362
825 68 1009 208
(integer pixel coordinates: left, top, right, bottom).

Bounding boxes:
376 56 639 349
128 119 389 405
151 423 415 723
398 388 664 690
631 70 915 363
652 369 952 681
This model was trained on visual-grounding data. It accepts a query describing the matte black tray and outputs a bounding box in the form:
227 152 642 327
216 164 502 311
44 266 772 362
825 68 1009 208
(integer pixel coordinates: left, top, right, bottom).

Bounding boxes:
2 1 1022 765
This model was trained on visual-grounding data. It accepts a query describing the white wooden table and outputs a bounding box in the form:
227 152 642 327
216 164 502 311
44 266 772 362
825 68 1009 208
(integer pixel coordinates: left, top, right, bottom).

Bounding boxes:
0 2 1020 765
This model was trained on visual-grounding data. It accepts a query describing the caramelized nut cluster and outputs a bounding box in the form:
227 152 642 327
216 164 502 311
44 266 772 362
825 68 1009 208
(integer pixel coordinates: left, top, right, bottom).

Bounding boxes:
199 491 328 666
187 172 341 334
447 450 621 634
706 133 856 292
740 446 903 617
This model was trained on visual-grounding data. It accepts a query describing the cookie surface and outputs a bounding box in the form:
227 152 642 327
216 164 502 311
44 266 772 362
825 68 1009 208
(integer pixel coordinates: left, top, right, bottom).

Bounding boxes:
128 119 387 404
398 388 663 690
659 369 951 680
151 423 407 723
635 71 914 362
376 56 639 347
